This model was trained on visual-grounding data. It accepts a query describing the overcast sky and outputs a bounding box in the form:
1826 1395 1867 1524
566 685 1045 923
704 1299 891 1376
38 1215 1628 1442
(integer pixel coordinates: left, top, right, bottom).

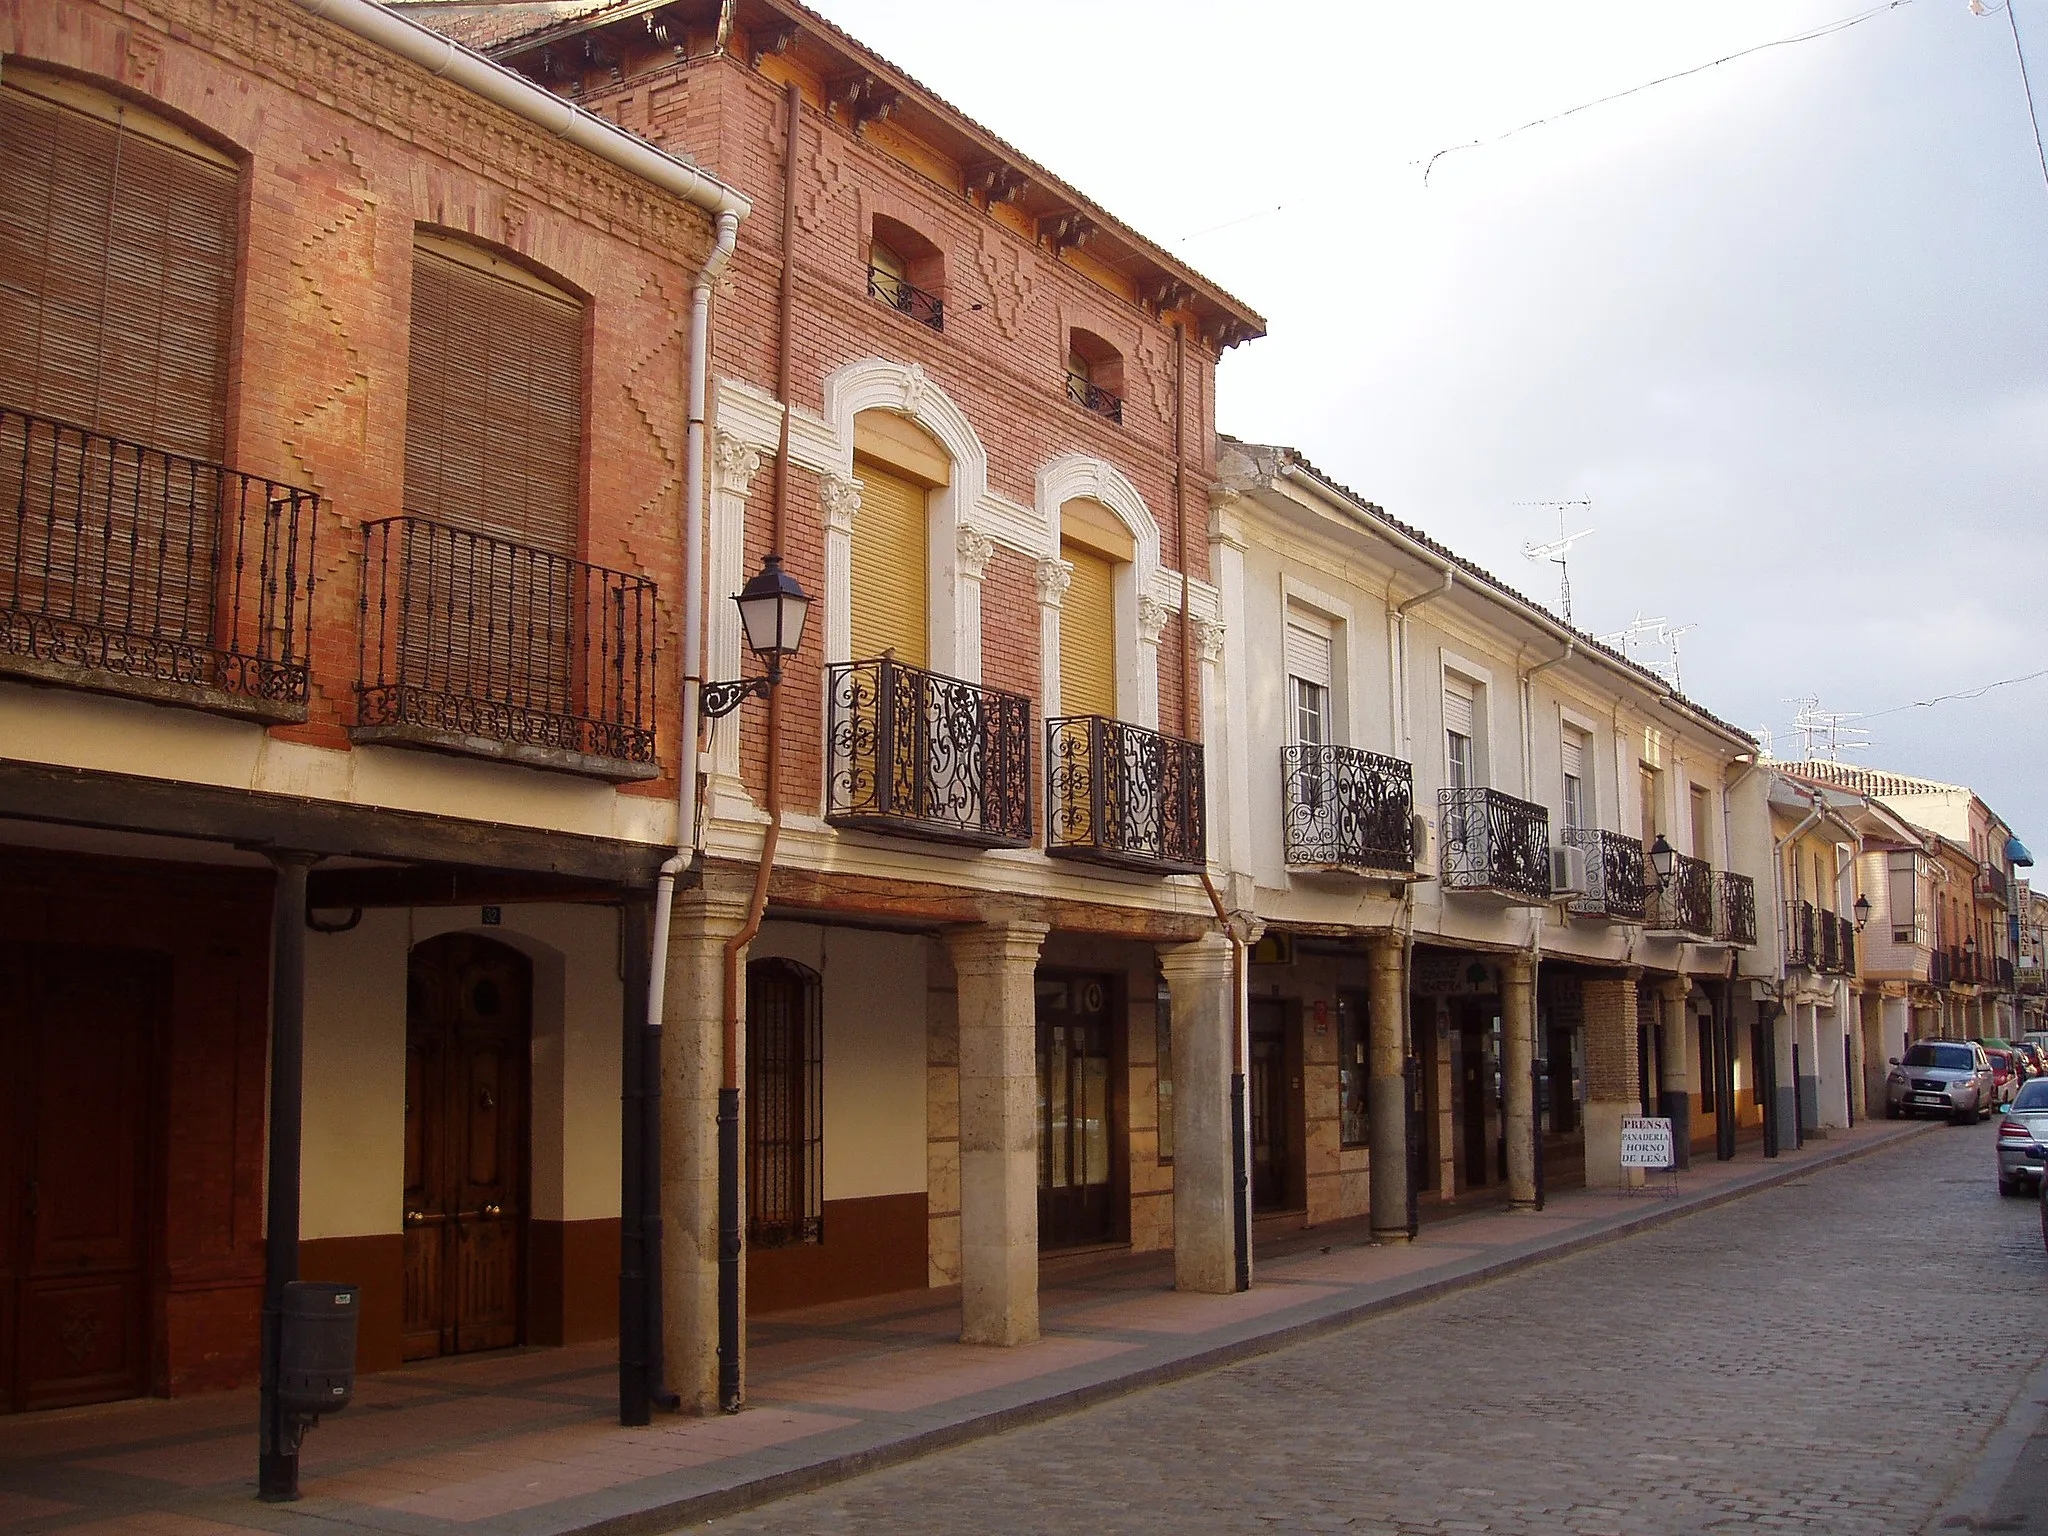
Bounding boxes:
817 0 2048 846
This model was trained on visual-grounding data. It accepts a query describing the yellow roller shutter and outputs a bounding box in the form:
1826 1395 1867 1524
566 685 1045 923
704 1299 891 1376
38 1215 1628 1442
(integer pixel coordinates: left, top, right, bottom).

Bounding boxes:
1059 540 1116 719
850 456 928 668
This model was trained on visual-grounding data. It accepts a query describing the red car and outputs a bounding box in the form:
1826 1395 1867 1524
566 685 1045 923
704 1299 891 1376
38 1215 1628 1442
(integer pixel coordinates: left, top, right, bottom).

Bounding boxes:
1987 1048 2020 1106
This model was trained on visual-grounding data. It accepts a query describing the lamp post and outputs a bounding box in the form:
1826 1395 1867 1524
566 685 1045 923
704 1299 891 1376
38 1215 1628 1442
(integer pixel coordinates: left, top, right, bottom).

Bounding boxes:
702 554 812 718
1853 894 1871 932
1648 833 1676 888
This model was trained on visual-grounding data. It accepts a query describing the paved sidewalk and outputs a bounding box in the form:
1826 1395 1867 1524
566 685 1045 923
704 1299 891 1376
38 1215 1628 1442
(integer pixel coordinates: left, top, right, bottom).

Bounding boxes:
0 1120 1932 1536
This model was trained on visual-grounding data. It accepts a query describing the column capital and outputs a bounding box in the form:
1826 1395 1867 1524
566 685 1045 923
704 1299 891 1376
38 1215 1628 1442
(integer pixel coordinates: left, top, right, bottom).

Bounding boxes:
670 867 756 939
946 918 1050 975
1501 951 1537 985
1158 930 1233 984
1365 932 1405 970
1657 974 1693 1004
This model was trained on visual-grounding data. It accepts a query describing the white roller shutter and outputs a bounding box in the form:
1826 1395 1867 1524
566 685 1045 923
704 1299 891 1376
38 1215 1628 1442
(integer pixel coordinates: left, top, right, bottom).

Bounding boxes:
1561 730 1584 781
1443 676 1476 737
1283 614 1333 690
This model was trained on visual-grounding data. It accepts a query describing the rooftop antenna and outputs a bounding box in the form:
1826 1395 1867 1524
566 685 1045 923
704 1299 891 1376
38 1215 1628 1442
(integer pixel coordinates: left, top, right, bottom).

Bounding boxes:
1597 612 1668 664
1662 622 1698 693
1755 725 1776 760
1786 696 1871 762
1517 500 1594 624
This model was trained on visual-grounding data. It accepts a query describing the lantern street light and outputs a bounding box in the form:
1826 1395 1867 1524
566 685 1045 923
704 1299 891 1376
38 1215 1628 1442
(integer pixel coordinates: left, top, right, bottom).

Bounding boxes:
701 554 812 718
1853 894 1872 932
1647 833 1677 889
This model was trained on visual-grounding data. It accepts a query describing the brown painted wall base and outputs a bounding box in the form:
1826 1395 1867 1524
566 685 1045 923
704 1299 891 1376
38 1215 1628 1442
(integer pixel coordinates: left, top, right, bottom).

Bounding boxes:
751 1193 928 1314
530 1218 620 1345
300 1234 405 1375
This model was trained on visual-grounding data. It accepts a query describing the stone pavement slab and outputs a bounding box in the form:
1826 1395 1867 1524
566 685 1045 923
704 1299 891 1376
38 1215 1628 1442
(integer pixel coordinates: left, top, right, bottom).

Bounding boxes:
0 1121 1931 1536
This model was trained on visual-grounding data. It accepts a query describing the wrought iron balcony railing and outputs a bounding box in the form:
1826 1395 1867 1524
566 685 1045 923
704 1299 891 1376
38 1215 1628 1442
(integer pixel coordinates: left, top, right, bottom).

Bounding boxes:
1 406 316 719
1817 910 1847 973
1930 947 1952 987
1646 851 1715 937
1046 715 1204 874
1716 871 1758 947
826 656 1032 848
867 267 944 330
1998 955 2016 989
1438 786 1550 902
355 516 657 780
1944 945 1978 986
1785 899 1816 968
1065 373 1124 425
1566 827 1646 920
1281 744 1413 873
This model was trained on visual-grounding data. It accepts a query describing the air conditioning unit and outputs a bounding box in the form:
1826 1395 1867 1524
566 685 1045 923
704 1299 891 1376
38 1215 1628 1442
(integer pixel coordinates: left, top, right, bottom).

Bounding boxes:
1549 843 1589 897
1412 812 1436 876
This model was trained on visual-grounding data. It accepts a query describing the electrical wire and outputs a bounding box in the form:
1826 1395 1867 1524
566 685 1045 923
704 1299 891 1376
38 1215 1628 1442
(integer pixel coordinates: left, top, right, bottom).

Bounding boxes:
1849 666 2048 724
2005 0 2048 199
1421 0 1915 185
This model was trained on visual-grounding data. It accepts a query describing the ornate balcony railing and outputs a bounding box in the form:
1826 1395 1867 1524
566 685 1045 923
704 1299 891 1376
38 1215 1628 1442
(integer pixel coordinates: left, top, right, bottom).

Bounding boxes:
1785 899 1816 968
1715 871 1758 947
868 267 944 331
1818 910 1844 973
1647 851 1715 937
1943 945 1978 987
1930 947 1952 987
1046 715 1204 874
1065 373 1124 425
1281 744 1413 873
355 516 657 779
1998 955 2017 989
1835 915 1858 975
1566 827 1646 920
826 656 1032 848
1 405 316 719
1977 864 2010 907
1438 787 1549 902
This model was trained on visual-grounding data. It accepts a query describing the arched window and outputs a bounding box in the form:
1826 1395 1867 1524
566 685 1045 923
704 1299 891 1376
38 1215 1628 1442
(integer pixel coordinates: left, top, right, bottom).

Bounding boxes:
849 408 948 668
747 958 822 1248
1058 496 1131 721
1064 328 1124 424
867 215 943 330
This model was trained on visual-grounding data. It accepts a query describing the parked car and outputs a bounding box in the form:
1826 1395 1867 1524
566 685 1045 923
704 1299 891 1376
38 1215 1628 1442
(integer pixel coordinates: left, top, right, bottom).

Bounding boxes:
1999 1079 2048 1194
2018 1041 2048 1080
1884 1041 1995 1124
1988 1048 2020 1107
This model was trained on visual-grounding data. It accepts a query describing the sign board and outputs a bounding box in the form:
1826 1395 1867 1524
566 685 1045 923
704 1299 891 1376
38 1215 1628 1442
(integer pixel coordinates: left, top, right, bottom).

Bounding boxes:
1412 953 1499 997
1620 1116 1675 1169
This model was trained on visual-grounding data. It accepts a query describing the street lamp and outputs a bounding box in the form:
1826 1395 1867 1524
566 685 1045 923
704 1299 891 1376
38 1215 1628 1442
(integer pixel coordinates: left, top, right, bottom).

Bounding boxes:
1853 894 1872 932
1647 833 1676 889
701 554 812 717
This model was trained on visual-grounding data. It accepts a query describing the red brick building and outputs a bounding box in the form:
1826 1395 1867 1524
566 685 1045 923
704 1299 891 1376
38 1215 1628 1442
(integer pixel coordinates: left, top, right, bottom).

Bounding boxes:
402 0 1265 1408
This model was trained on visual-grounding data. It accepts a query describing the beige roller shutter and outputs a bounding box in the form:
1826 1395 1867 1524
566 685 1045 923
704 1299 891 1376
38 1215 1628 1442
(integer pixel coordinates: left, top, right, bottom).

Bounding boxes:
849 456 928 668
1284 614 1333 691
1443 676 1476 738
1059 540 1116 719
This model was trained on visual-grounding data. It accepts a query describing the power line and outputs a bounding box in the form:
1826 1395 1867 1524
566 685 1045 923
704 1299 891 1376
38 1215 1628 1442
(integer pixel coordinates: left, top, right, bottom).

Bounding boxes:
1421 0 1916 185
2002 0 2048 200
1850 665 2048 723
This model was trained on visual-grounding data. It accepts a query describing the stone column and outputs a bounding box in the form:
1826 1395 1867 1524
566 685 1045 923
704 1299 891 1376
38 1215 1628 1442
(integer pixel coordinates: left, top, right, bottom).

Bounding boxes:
948 918 1049 1346
1160 933 1237 1293
1502 953 1539 1208
1581 971 1643 1190
1366 936 1411 1240
1656 977 1693 1169
1796 1003 1822 1138
660 873 752 1413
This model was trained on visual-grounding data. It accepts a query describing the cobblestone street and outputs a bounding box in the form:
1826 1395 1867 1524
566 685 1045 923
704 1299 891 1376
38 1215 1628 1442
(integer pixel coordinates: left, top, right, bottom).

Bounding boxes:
697 1128 2048 1536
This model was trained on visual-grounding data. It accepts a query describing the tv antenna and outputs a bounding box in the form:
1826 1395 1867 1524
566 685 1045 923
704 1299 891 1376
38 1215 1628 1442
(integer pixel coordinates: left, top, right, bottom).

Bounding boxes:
1597 613 1696 692
1785 696 1870 762
1517 500 1594 624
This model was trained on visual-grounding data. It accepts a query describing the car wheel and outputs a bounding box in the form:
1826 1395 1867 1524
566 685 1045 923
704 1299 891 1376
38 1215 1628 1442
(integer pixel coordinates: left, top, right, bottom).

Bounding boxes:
1952 1107 1973 1126
1885 1102 1900 1120
2001 1174 2024 1196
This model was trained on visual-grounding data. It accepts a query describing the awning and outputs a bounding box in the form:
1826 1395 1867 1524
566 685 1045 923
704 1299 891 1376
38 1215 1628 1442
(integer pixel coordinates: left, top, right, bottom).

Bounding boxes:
2008 835 2034 867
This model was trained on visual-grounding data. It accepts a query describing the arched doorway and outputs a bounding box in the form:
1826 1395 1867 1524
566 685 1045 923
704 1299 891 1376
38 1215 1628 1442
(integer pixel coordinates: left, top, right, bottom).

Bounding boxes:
402 934 530 1361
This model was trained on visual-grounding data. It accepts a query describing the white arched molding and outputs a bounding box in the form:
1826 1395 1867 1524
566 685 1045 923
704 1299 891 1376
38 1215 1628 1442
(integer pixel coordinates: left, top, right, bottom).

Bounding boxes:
707 431 764 787
821 357 990 681
1034 455 1163 731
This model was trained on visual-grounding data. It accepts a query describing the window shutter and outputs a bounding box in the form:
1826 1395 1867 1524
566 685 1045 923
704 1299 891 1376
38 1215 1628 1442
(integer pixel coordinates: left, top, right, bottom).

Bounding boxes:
1443 676 1476 738
1284 615 1333 690
1561 731 1584 782
848 458 928 667
1059 541 1117 719
404 246 581 556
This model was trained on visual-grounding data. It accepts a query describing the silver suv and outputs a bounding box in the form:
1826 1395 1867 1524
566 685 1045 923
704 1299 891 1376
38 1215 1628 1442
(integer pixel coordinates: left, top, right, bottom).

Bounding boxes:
1884 1040 1994 1125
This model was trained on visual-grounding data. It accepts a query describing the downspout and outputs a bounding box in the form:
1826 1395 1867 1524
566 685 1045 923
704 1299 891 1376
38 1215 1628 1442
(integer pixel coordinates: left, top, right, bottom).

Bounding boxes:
1392 565 1456 766
716 80 802 1415
1517 640 1574 802
1174 323 1191 740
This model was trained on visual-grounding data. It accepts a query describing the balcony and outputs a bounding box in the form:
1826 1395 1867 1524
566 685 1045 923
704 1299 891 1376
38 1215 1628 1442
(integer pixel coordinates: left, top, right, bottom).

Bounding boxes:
1438 787 1549 902
1931 947 1952 987
825 656 1032 848
1943 945 1980 988
354 516 658 781
1 406 316 720
1646 851 1715 938
1977 864 2010 906
868 267 943 331
1715 871 1758 947
1996 955 2015 989
1281 744 1413 875
1046 716 1204 874
1814 912 1857 975
1565 827 1646 921
1065 373 1124 425
1785 899 1817 969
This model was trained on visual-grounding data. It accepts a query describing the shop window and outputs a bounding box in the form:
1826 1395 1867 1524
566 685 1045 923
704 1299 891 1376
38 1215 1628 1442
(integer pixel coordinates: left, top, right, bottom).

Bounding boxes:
746 958 823 1248
1338 991 1370 1148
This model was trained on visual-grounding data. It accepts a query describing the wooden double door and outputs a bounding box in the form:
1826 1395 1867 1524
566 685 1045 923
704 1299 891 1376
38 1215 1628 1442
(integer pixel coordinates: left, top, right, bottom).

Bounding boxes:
0 944 156 1414
1248 1000 1305 1213
403 935 529 1362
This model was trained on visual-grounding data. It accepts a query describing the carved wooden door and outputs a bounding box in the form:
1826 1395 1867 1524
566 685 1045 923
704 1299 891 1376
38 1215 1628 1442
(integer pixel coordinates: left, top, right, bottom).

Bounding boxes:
0 944 155 1413
402 935 528 1361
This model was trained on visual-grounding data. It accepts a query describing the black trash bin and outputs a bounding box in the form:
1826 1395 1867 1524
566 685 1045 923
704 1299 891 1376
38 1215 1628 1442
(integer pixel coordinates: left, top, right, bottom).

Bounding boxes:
276 1281 359 1419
